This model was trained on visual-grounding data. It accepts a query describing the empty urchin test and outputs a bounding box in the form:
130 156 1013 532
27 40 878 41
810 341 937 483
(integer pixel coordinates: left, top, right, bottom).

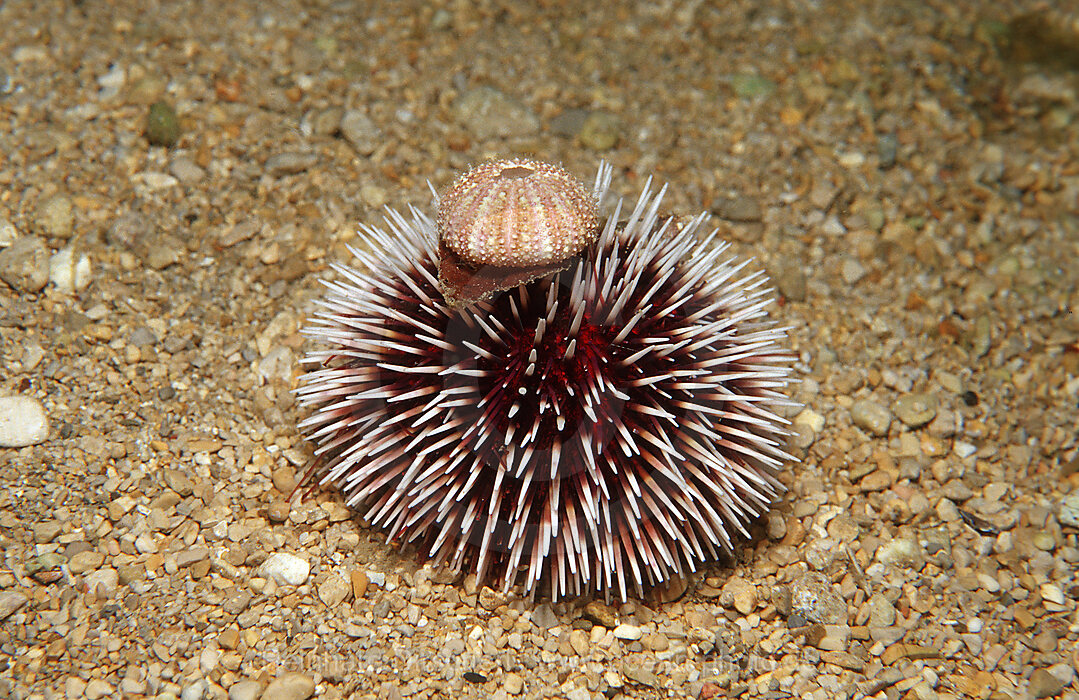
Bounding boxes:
297 158 797 600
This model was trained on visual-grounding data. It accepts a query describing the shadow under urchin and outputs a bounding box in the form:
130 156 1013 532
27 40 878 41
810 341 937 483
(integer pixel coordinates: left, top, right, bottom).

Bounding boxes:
297 163 796 600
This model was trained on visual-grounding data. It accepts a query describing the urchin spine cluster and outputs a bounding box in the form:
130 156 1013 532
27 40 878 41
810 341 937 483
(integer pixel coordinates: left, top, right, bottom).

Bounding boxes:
298 163 795 600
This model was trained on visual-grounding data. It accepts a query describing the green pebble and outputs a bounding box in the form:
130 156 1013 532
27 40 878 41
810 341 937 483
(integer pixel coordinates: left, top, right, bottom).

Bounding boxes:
731 73 776 99
145 101 180 147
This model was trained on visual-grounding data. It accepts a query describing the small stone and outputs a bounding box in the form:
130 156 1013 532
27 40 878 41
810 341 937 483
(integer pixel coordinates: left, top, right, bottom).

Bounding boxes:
850 400 892 437
0 392 49 448
867 593 896 627
68 550 105 574
350 570 369 599
578 111 620 150
0 218 17 247
262 673 315 700
1039 583 1065 607
583 600 617 628
145 239 181 270
169 156 205 184
48 246 92 294
0 591 27 620
568 629 589 655
227 680 262 700
0 236 50 292
877 133 898 168
1058 493 1079 528
712 195 762 222
721 577 757 615
790 572 847 625
32 520 62 543
531 602 558 630
260 552 310 586
266 152 317 177
339 110 381 155
267 501 290 522
875 539 923 569
84 567 119 597
893 394 938 428
613 623 642 641
318 575 351 607
84 679 114 700
452 86 539 140
860 469 894 492
38 194 75 238
840 257 866 284
271 466 296 494
731 73 776 98
504 673 524 695
1028 668 1066 699
146 101 181 146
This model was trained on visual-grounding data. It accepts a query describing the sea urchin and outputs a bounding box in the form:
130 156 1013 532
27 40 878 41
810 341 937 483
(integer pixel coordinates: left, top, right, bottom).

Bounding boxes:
297 160 797 599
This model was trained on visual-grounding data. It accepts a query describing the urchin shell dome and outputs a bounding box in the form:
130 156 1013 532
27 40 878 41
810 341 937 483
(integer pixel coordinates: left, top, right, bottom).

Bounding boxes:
297 162 797 600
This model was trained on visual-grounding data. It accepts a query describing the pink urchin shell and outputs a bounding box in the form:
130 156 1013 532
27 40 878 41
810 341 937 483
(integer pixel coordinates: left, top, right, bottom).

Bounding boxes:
437 158 598 268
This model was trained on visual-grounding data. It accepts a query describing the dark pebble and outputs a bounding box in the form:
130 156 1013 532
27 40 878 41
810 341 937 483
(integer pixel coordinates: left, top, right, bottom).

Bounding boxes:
146 101 181 147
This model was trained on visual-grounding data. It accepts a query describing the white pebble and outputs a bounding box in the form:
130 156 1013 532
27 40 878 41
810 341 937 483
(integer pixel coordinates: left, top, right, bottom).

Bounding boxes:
0 395 49 447
953 441 976 459
793 408 825 433
48 246 92 294
613 623 642 641
0 219 17 248
260 552 310 586
966 617 983 633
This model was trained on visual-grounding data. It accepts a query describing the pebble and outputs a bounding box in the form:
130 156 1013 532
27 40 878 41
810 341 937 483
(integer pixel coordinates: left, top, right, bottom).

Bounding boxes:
350 570 369 599
772 260 807 301
583 600 617 628
893 394 938 428
227 680 262 700
266 152 317 177
68 550 105 574
712 195 762 222
145 101 181 146
48 246 92 294
84 568 119 598
84 679 114 699
877 133 898 168
169 156 206 184
1028 668 1066 698
259 552 310 586
452 86 539 139
721 576 757 615
0 235 51 292
261 673 314 700
875 539 923 569
531 602 558 630
0 591 27 620
1058 493 1079 528
850 400 892 437
578 111 620 150
32 520 62 543
790 572 847 625
840 257 867 285
504 673 524 695
867 593 896 627
0 395 49 447
0 218 17 247
613 623 642 641
339 109 382 155
38 194 75 238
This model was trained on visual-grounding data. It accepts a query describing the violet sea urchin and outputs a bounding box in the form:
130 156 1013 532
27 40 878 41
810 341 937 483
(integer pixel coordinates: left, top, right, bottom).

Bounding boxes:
297 160 797 599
